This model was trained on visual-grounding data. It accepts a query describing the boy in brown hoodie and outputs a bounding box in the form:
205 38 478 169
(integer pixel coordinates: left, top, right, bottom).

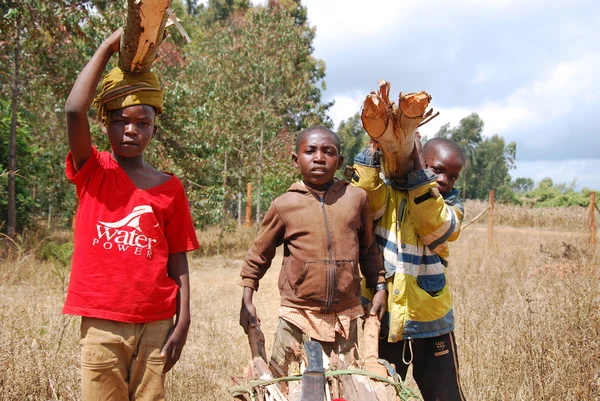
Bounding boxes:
239 126 386 371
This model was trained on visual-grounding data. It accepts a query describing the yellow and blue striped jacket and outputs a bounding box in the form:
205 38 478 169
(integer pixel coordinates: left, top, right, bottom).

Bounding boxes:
352 149 464 342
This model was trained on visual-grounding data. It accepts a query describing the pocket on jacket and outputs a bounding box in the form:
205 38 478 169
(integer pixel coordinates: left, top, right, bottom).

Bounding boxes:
293 260 328 303
333 259 360 303
416 273 446 296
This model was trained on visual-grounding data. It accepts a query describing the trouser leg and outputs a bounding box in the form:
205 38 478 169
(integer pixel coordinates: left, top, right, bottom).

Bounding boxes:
270 318 307 373
411 332 467 401
129 319 172 401
80 317 133 401
378 337 410 381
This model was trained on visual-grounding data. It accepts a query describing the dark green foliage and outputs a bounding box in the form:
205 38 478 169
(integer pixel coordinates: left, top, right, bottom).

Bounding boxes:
521 177 593 207
337 113 368 173
0 1 331 232
435 113 517 202
0 99 37 229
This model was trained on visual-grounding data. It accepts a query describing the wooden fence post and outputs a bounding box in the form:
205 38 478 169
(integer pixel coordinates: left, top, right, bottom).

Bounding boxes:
246 182 252 228
590 191 596 249
488 189 495 246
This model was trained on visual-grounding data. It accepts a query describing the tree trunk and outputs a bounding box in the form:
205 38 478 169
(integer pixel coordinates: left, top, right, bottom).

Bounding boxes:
238 174 243 227
256 123 263 224
119 0 171 73
222 151 228 220
255 71 266 224
7 14 20 237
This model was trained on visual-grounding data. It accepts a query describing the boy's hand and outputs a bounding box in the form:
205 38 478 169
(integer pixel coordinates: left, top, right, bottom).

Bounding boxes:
370 289 388 321
161 319 190 373
239 299 259 334
103 28 123 54
412 130 425 171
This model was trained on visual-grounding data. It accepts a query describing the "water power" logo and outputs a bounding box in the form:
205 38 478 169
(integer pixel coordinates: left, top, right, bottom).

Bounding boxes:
92 205 160 259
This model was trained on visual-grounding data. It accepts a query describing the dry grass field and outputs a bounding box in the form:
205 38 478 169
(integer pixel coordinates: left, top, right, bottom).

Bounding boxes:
1 221 599 400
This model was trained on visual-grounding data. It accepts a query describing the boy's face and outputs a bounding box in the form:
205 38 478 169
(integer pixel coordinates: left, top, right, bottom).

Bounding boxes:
424 147 464 195
102 105 157 159
292 130 344 191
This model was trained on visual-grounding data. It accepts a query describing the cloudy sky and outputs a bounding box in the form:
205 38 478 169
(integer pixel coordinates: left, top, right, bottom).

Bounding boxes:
300 0 599 190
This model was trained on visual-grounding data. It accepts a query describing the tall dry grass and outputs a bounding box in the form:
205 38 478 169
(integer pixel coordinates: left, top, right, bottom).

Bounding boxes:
463 200 590 231
1 213 599 400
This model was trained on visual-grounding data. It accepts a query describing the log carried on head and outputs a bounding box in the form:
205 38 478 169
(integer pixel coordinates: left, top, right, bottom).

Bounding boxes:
361 80 439 179
119 0 172 73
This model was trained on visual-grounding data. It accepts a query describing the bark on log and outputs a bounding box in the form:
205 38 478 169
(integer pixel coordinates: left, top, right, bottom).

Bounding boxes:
119 0 171 73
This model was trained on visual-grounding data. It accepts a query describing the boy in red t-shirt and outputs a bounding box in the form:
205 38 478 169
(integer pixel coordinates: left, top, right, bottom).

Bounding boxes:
64 29 199 400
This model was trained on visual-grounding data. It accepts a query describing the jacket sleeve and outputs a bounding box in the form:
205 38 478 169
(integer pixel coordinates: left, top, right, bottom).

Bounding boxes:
239 202 285 291
407 169 464 255
357 194 386 288
351 148 388 220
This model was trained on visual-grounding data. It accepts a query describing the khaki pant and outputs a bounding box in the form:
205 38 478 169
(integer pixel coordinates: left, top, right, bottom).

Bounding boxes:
270 318 357 369
79 317 173 401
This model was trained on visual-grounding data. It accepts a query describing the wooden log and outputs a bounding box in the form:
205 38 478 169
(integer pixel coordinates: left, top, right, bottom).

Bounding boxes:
119 0 171 73
252 358 288 401
231 376 252 401
360 80 434 179
362 317 389 378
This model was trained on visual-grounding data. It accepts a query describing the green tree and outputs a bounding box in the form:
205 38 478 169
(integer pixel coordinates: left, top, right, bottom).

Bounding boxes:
435 113 516 201
0 1 110 233
337 113 368 173
521 177 591 207
0 1 332 231
512 177 535 193
154 2 331 225
435 113 483 200
470 135 516 201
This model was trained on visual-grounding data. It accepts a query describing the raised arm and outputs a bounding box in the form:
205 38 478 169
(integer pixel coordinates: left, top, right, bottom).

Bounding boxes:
65 29 121 171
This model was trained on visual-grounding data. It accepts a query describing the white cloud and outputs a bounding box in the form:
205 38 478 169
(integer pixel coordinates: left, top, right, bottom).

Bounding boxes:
330 95 363 129
301 0 600 188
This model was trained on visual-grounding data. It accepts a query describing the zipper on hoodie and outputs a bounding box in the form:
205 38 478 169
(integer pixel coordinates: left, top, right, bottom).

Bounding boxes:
319 191 334 312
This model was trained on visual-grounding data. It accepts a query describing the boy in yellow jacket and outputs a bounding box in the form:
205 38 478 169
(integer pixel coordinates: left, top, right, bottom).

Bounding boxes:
352 136 467 401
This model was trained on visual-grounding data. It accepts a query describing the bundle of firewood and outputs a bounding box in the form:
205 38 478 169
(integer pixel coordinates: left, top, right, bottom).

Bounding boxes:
230 318 419 401
360 80 439 179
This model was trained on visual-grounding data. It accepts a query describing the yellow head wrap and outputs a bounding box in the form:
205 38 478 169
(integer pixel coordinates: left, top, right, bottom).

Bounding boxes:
93 66 163 119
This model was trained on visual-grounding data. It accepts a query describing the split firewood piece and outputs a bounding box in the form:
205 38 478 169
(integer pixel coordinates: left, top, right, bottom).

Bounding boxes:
374 383 397 401
253 357 288 401
353 375 379 401
339 374 361 401
362 317 389 378
119 0 171 73
231 376 252 401
329 352 341 399
360 80 435 179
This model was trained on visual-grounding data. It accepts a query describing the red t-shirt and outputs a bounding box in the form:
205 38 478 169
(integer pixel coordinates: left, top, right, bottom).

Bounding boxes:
63 146 200 323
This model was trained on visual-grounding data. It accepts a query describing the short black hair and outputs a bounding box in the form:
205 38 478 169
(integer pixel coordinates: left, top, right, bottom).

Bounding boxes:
295 126 340 153
423 137 466 164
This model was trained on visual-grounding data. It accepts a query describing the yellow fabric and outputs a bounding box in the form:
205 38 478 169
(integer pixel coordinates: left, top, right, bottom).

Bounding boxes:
93 67 163 119
352 162 464 341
